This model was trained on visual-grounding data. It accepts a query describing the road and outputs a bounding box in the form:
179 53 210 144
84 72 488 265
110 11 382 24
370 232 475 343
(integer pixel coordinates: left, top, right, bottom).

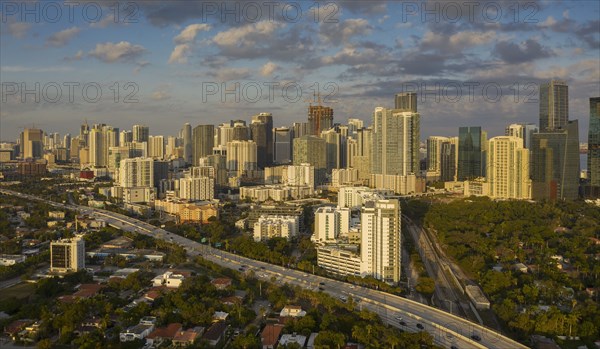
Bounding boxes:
404 214 478 322
0 189 530 349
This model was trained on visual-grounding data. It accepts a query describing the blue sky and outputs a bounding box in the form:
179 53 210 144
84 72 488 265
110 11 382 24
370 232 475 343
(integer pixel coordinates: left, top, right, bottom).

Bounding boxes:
1 0 599 141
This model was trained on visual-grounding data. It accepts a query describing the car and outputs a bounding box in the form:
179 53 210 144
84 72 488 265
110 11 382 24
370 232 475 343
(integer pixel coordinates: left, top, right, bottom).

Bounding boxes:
471 334 481 341
395 316 403 321
399 321 407 326
260 266 266 269
349 285 355 289
319 282 325 286
450 346 459 349
318 287 325 291
416 323 424 329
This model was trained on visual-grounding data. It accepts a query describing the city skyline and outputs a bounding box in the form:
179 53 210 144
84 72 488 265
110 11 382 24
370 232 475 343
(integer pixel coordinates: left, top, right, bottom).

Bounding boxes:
2 1 599 141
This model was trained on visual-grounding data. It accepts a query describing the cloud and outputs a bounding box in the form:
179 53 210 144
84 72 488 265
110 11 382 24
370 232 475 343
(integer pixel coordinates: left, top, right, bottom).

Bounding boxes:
213 21 284 47
46 27 81 47
151 90 171 101
134 61 150 74
64 50 85 61
6 21 30 38
168 44 191 64
208 67 251 81
168 23 211 64
260 61 277 77
174 23 211 44
319 18 372 45
493 39 554 64
88 41 146 63
420 30 496 54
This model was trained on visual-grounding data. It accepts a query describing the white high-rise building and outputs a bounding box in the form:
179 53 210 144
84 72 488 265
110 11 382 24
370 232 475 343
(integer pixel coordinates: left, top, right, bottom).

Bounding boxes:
179 176 215 201
148 136 165 160
487 136 532 200
360 199 401 283
286 163 315 189
337 186 383 209
253 215 300 242
313 206 350 244
371 107 420 191
119 157 154 188
50 236 85 273
182 123 192 164
226 140 257 176
505 123 538 149
426 136 450 180
88 128 105 167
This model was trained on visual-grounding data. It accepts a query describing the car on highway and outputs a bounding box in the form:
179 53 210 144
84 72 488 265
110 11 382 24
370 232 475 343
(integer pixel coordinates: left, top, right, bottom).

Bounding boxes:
450 346 459 349
319 282 325 286
318 287 325 291
471 334 481 341
260 266 266 269
399 320 407 326
416 323 424 329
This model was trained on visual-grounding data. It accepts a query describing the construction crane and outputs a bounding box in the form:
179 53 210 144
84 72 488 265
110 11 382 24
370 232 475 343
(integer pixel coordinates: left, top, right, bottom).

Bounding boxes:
305 91 337 135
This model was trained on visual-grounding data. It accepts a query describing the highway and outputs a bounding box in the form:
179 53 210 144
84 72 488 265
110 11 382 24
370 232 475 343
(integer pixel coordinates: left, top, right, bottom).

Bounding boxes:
0 188 530 349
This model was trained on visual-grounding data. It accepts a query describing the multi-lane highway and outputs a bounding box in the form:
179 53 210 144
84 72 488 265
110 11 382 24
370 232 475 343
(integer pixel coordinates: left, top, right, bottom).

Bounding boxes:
0 188 530 349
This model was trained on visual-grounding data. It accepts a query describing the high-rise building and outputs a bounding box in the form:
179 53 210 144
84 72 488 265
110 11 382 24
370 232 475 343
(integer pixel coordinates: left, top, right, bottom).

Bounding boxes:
226 140 257 176
120 130 133 145
179 176 215 201
426 136 449 180
292 122 310 138
347 118 364 135
50 237 85 273
360 199 401 284
588 97 600 188
531 120 580 200
371 107 420 178
148 136 165 160
505 123 538 149
119 157 154 188
321 128 341 171
539 80 568 131
440 140 456 182
88 127 105 167
487 136 531 199
251 113 274 167
308 105 333 136
287 163 315 189
457 126 483 180
20 128 43 159
193 125 215 166
313 206 350 244
182 123 192 164
273 127 292 164
293 135 326 184
394 92 417 112
132 125 149 143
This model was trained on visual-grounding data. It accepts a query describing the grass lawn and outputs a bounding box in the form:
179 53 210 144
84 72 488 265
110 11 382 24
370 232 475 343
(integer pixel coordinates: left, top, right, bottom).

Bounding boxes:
0 283 35 301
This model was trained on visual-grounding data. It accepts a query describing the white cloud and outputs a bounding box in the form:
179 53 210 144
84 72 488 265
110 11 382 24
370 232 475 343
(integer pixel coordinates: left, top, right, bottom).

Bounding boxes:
7 21 30 38
210 67 251 81
151 90 171 101
213 21 284 47
1 66 74 73
46 27 81 47
168 44 191 64
319 18 372 44
88 41 146 63
174 23 211 44
260 61 277 77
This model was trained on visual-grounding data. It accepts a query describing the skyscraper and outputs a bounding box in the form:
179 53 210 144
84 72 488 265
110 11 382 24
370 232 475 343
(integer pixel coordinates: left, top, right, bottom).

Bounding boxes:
132 124 150 143
293 135 326 184
457 126 483 180
119 157 154 188
148 136 165 160
371 107 420 177
394 92 417 112
321 128 342 171
252 112 274 167
226 140 257 176
360 199 401 284
487 136 531 199
273 127 292 164
531 120 580 200
588 97 600 188
308 105 333 136
20 128 43 159
539 80 568 131
426 136 449 180
250 119 269 169
505 123 538 149
182 123 192 164
440 140 456 182
193 125 215 166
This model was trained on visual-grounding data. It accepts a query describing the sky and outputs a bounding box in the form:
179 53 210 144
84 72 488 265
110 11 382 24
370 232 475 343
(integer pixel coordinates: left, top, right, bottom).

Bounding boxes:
1 0 599 142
